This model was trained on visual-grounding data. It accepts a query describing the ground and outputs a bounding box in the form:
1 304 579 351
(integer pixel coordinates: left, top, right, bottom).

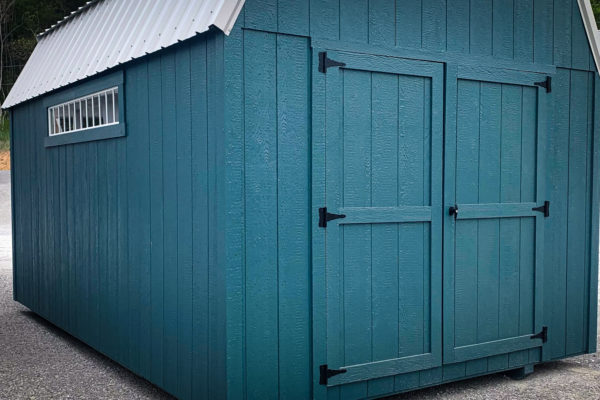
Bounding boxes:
0 170 598 399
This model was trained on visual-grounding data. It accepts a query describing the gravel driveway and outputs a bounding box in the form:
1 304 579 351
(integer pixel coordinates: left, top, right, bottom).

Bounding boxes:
0 170 598 399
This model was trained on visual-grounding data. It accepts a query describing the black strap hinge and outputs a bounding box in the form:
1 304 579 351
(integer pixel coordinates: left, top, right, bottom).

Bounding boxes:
319 364 347 385
319 52 346 73
319 207 346 228
531 326 548 343
534 76 552 93
532 201 550 218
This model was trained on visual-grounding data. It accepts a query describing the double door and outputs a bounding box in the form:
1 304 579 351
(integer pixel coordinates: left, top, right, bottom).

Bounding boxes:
314 50 548 389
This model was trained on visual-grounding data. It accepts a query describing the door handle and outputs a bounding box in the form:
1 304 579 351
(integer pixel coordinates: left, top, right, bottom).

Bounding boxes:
449 205 459 219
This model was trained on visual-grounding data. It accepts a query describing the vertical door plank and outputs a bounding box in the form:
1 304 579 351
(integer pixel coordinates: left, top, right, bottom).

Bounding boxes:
244 31 279 400
498 84 523 343
369 0 396 47
340 69 372 400
477 82 501 346
368 72 399 398
534 0 554 65
454 79 480 348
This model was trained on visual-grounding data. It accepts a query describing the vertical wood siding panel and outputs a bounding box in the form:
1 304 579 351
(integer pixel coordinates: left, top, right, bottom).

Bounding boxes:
514 0 534 62
67 145 77 337
278 0 309 36
340 69 372 400
368 72 399 398
455 80 480 348
276 35 311 400
245 0 278 31
553 0 572 68
589 75 600 354
32 103 40 314
498 85 522 343
493 0 514 59
396 0 422 49
369 0 396 47
147 56 164 387
422 0 447 51
97 142 108 353
224 22 246 400
340 0 369 43
89 142 99 349
566 70 588 355
310 0 340 40
470 0 492 55
106 140 119 360
583 73 593 352
534 0 554 64
477 82 501 346
446 0 470 53
190 40 209 400
545 68 570 359
117 136 129 367
175 46 194 400
244 30 279 399
571 0 590 71
161 51 179 393
59 146 69 329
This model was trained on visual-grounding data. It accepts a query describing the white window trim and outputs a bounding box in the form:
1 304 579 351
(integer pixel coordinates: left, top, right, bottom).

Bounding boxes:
48 87 119 136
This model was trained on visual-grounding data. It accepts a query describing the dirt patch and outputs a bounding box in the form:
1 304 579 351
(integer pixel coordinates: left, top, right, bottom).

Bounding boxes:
0 151 10 171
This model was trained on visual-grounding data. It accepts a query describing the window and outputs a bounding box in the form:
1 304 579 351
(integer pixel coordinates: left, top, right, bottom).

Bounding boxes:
48 87 119 136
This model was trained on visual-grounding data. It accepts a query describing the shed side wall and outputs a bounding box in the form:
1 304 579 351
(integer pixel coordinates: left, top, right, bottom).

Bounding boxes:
10 32 226 400
224 0 599 398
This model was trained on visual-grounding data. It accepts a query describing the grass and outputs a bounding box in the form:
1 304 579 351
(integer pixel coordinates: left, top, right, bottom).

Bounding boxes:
0 116 9 151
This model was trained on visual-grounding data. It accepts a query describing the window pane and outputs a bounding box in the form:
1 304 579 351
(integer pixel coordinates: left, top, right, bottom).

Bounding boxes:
99 94 107 125
74 101 81 130
113 88 119 122
87 98 93 128
106 91 114 123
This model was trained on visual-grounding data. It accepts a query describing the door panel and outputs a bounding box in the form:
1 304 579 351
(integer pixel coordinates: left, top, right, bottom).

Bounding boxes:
443 65 548 363
315 50 444 387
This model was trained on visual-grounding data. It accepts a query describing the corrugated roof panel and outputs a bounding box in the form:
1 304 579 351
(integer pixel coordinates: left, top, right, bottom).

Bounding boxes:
2 0 245 109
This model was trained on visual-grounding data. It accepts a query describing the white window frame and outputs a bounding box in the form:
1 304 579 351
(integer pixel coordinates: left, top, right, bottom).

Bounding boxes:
48 87 119 136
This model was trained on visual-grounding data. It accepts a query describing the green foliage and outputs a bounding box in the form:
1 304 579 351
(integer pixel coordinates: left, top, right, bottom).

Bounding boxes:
0 113 9 151
593 0 600 28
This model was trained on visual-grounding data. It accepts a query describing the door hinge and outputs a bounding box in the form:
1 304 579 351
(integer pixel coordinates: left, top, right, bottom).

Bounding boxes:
319 51 346 73
449 205 459 219
319 207 346 228
319 364 347 385
531 326 548 343
534 76 552 93
532 201 550 218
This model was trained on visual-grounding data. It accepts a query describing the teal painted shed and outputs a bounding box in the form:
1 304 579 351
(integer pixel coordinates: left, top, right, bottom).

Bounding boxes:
3 0 600 398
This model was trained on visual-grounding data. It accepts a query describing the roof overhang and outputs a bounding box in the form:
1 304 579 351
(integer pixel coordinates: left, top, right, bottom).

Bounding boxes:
2 0 245 109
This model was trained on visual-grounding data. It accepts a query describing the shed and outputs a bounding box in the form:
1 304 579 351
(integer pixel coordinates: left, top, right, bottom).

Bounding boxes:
3 0 600 399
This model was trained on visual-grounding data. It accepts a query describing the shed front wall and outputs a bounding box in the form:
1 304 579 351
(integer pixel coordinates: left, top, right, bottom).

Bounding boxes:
224 0 600 399
11 33 227 400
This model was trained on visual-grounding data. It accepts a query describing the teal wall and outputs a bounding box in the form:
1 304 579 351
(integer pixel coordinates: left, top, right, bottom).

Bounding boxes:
224 0 600 399
11 32 227 399
9 1 600 400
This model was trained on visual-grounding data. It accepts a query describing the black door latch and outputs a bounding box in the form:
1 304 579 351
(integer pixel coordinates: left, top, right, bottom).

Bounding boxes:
449 205 459 219
319 364 347 385
319 207 346 228
532 201 550 218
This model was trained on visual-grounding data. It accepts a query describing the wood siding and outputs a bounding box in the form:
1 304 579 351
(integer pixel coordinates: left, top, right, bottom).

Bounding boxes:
11 33 226 400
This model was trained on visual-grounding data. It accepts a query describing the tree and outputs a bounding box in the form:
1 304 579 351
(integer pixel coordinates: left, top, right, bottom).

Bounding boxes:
0 0 16 125
593 0 600 28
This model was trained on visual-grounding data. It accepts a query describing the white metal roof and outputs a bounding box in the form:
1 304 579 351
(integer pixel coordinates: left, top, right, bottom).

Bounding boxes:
2 0 245 109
